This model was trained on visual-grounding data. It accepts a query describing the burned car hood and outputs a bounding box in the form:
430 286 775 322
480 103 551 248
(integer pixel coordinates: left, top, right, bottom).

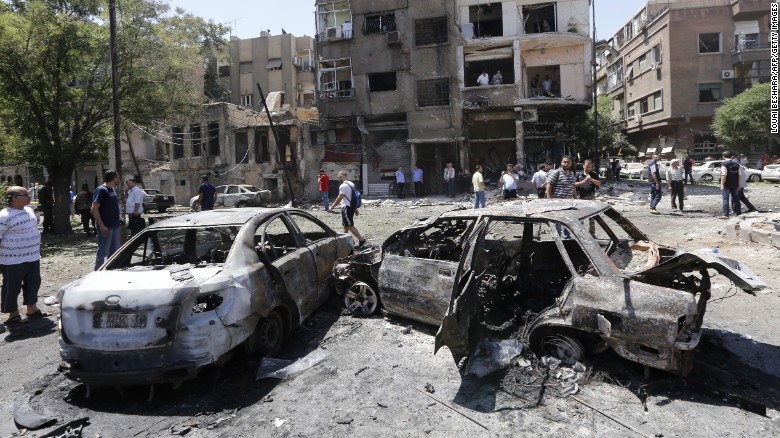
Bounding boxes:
633 250 767 292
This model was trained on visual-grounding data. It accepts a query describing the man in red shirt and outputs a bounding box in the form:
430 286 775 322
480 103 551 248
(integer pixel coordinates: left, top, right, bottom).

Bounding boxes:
318 169 330 212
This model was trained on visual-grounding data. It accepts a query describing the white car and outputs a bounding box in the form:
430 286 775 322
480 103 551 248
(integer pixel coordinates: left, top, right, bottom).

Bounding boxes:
762 164 780 181
693 160 763 183
619 162 647 180
190 184 272 211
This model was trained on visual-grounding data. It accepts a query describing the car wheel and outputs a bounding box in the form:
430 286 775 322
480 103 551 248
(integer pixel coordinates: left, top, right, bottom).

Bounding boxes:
158 207 168 213
245 310 285 357
535 332 586 366
236 201 247 208
748 174 761 182
700 174 713 183
191 201 200 212
344 281 380 316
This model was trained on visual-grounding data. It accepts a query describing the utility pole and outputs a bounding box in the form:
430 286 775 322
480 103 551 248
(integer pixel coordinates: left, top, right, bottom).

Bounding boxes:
256 83 296 205
109 0 121 181
592 0 600 172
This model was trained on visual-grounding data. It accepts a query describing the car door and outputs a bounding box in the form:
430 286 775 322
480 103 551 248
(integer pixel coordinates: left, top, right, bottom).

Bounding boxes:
256 214 319 322
287 211 341 306
378 217 477 326
222 185 240 207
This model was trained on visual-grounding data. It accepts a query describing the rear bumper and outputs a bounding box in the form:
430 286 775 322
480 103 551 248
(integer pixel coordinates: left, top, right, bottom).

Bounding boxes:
64 361 199 386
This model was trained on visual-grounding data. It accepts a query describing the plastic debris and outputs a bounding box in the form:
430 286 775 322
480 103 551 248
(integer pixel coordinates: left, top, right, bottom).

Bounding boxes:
273 418 287 427
465 338 524 377
43 296 58 305
256 349 329 380
560 383 579 397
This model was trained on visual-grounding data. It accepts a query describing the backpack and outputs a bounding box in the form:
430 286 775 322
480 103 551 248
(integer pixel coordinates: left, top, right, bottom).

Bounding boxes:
348 182 362 208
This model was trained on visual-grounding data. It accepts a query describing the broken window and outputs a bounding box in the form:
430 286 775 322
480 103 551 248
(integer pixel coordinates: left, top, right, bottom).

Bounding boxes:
464 47 514 88
110 227 238 269
254 131 269 163
172 126 184 159
417 78 450 107
415 16 448 46
240 94 253 107
318 1 352 40
318 58 354 100
698 33 721 53
522 3 556 34
384 218 476 261
255 216 298 263
235 131 248 164
190 124 202 157
207 122 220 156
289 212 332 243
368 72 397 92
363 13 396 34
470 2 503 38
698 83 721 103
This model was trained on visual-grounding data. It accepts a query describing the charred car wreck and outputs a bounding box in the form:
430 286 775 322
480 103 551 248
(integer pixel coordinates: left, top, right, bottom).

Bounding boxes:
58 208 352 385
334 200 766 376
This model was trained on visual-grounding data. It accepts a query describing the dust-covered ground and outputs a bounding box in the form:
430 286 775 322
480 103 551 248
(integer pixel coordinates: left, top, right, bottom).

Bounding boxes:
1 181 779 437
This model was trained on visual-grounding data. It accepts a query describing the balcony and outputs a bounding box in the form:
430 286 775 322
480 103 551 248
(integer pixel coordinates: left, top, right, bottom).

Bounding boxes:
731 0 768 19
319 88 354 100
461 85 519 109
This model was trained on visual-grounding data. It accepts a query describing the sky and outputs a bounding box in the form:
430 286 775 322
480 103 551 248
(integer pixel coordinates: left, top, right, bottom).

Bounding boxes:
167 0 649 41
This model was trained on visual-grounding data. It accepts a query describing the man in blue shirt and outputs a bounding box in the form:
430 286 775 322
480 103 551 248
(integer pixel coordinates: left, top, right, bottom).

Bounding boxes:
198 175 217 211
91 170 121 270
412 164 423 197
395 166 406 198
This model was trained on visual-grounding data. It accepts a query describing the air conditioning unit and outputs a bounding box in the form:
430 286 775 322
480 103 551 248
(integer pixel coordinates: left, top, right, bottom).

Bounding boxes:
522 108 538 122
387 30 401 45
292 56 302 67
721 69 735 79
326 27 342 40
633 114 642 123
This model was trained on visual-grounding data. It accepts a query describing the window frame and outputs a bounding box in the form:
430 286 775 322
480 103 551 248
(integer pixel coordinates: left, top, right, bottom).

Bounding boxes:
698 32 721 54
698 83 722 103
415 16 448 46
416 78 450 108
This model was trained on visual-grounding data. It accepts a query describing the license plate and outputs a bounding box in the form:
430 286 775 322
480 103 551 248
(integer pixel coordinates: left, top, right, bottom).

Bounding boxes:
93 313 147 329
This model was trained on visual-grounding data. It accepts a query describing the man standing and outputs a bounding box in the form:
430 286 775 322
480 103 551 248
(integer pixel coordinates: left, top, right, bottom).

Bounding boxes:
530 74 540 96
542 75 553 96
500 164 521 199
395 166 406 198
532 162 551 198
0 186 46 326
91 170 121 270
412 164 423 197
125 178 145 237
738 161 758 213
574 159 601 200
477 71 489 86
318 169 330 211
683 154 695 185
472 165 486 209
647 154 662 214
38 181 54 234
665 159 685 211
719 151 741 219
546 156 577 199
329 171 366 248
75 184 94 236
443 163 456 198
197 175 217 211
491 70 503 85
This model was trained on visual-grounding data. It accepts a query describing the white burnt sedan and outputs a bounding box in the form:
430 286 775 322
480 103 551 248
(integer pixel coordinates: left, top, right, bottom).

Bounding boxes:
58 208 352 386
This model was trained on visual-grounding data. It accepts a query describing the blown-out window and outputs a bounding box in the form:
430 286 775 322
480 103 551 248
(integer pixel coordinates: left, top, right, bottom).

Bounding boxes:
417 78 450 107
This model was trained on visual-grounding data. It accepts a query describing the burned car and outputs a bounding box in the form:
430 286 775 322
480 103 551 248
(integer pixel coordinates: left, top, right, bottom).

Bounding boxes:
189 184 272 211
58 208 352 385
141 188 175 213
334 200 766 376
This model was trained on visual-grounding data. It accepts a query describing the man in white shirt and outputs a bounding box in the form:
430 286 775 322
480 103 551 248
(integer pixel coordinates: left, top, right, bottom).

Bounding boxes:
500 164 521 199
395 166 406 198
125 178 145 236
329 171 366 248
532 161 551 198
412 164 423 197
477 71 489 87
0 186 45 326
443 163 456 198
543 75 553 96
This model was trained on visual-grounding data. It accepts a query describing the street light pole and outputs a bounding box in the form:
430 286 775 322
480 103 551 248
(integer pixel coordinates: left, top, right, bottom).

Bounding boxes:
592 0 600 172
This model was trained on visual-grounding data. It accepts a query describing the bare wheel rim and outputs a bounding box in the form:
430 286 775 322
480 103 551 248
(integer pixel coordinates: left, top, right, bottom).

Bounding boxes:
258 312 283 355
344 282 378 316
539 334 585 366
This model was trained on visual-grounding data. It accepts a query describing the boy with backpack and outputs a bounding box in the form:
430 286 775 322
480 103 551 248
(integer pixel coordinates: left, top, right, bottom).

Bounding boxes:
719 150 742 219
330 170 366 248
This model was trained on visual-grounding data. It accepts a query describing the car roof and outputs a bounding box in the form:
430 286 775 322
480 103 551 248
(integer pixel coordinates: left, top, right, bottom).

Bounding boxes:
439 199 608 221
147 207 296 228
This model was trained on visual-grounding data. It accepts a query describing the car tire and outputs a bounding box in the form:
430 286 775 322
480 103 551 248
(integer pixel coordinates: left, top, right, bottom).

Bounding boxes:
244 310 285 357
344 281 380 316
533 331 586 366
191 201 200 212
748 174 761 182
236 201 247 208
700 174 713 183
158 207 168 213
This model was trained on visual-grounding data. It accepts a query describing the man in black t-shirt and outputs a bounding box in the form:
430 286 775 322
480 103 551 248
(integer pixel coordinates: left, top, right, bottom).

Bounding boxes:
575 159 601 199
91 170 121 270
198 175 218 211
719 150 741 219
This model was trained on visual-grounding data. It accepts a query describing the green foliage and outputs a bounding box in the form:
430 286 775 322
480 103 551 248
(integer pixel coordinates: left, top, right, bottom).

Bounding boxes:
570 96 630 161
712 83 777 151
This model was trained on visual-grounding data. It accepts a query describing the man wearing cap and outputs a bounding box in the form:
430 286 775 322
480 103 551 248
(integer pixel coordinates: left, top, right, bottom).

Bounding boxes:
197 175 217 211
666 158 685 211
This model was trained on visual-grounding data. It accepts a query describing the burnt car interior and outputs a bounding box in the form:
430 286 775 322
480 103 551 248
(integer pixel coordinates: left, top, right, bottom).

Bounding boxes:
105 227 239 270
255 216 299 263
383 218 477 261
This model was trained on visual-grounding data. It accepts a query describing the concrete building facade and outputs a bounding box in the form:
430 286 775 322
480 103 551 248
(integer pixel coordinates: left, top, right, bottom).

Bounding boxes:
314 0 592 195
596 0 774 161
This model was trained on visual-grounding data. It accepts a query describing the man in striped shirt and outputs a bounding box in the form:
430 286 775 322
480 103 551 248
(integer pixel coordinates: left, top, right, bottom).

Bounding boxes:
0 186 44 326
546 155 577 199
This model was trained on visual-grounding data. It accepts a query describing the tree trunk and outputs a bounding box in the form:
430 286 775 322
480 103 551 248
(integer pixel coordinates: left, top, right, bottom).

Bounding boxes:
123 127 144 187
48 166 76 235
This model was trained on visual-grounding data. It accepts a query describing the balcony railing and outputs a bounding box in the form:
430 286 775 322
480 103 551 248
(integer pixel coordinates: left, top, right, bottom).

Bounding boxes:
319 88 355 100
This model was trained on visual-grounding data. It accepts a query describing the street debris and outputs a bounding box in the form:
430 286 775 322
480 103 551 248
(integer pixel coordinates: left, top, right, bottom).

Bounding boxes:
256 349 330 380
465 338 524 377
424 383 435 394
273 418 287 427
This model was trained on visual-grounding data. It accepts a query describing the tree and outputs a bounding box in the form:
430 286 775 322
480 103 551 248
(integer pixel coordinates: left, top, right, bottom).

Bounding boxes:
712 83 778 152
0 0 226 234
570 96 630 162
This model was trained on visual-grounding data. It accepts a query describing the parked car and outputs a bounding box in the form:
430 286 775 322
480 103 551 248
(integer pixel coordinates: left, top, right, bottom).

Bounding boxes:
761 164 780 181
190 184 272 211
692 160 763 183
58 208 353 385
142 189 175 213
333 200 765 376
619 162 647 180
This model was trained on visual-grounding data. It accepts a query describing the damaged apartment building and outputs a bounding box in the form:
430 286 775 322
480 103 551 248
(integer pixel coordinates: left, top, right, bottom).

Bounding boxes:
314 0 592 195
595 0 775 161
116 31 320 203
